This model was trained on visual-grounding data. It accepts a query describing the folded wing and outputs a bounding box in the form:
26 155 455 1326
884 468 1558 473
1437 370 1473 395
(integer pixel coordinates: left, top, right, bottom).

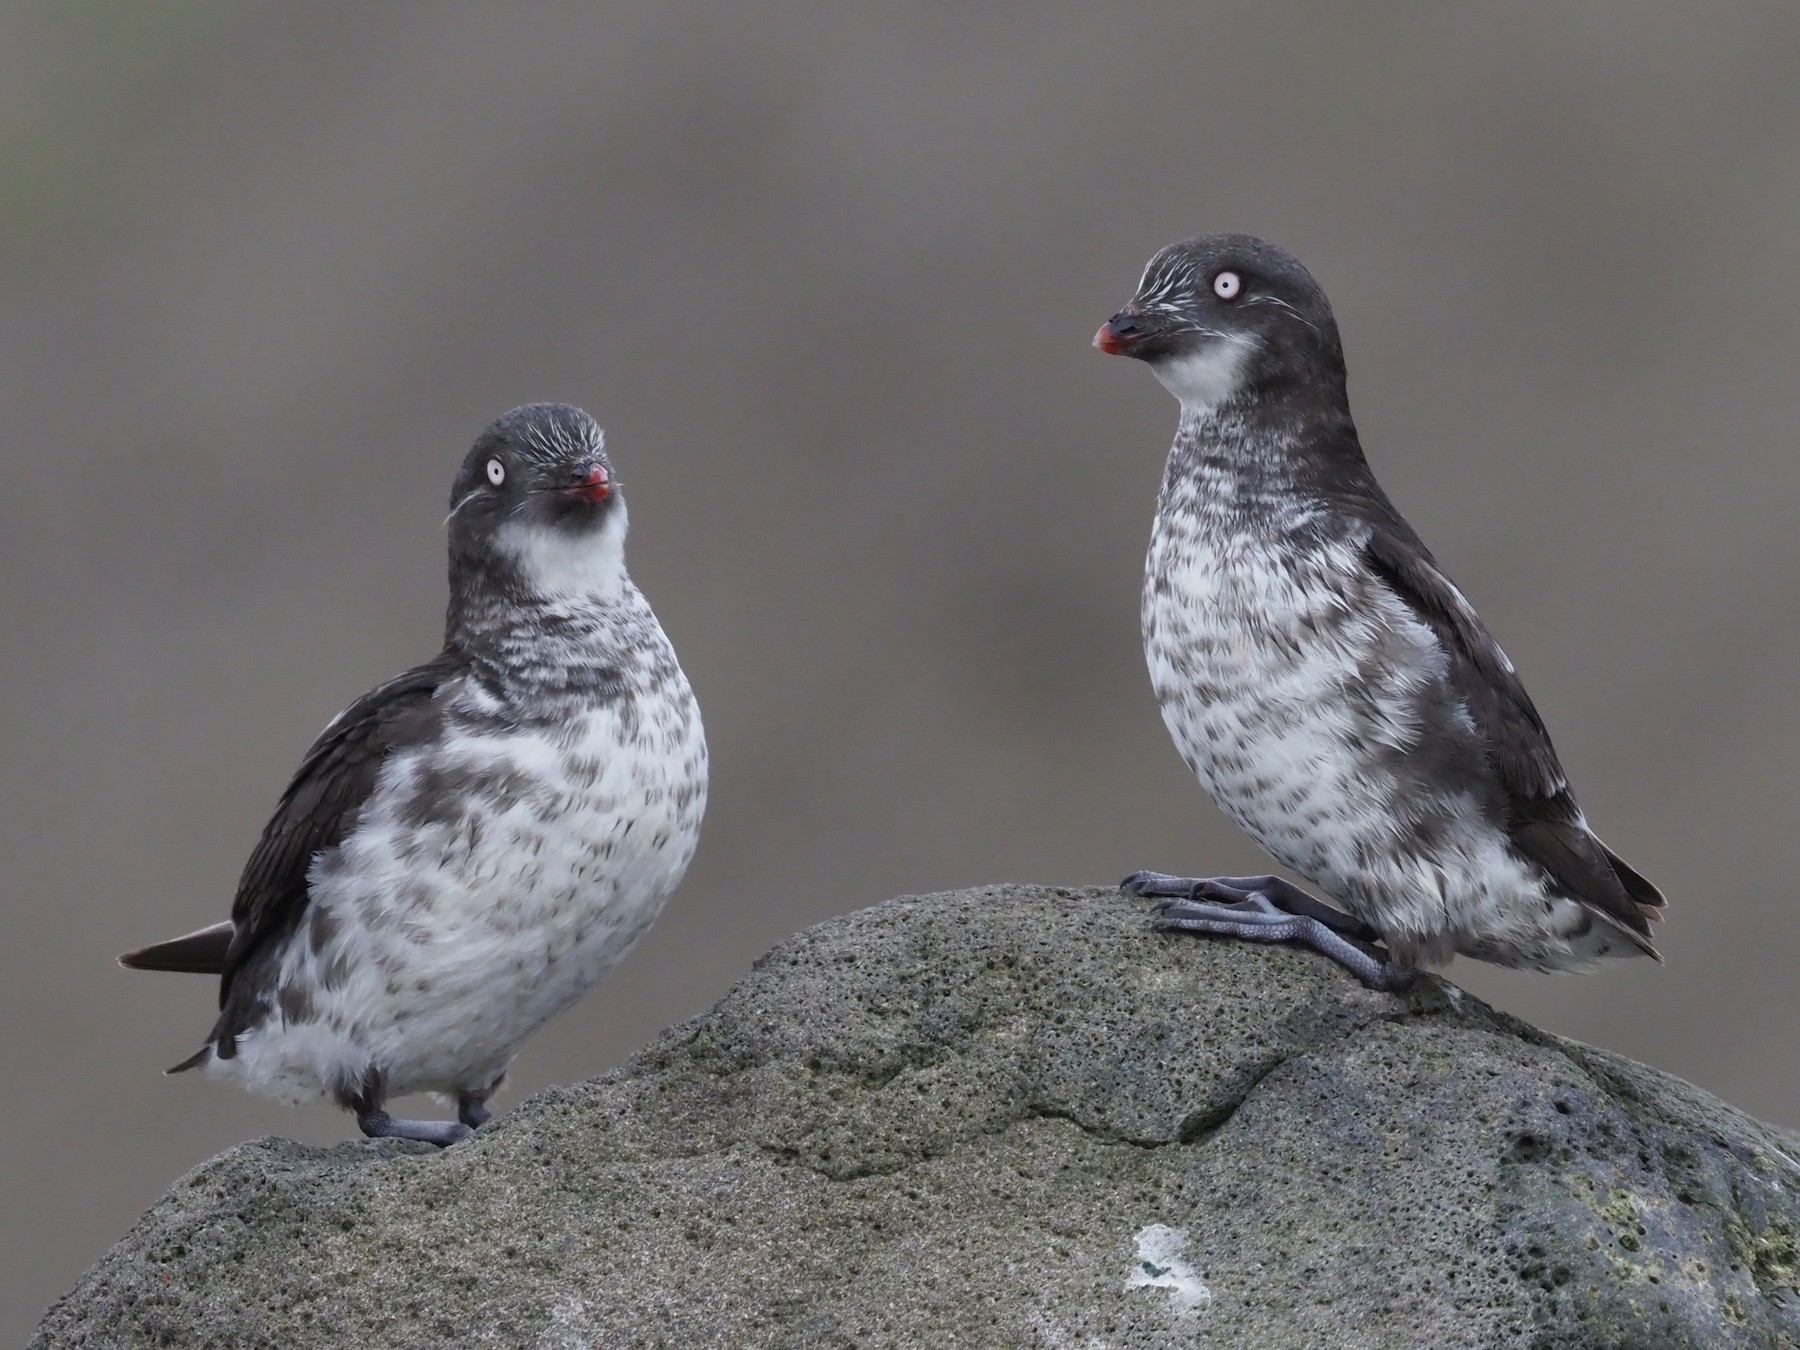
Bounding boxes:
1358 517 1666 950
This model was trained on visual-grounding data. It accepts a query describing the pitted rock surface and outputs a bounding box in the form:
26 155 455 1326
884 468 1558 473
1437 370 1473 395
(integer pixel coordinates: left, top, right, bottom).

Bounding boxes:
35 886 1800 1348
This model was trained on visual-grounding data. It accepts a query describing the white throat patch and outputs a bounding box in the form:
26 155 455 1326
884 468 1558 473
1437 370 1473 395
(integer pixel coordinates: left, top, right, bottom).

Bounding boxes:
496 501 630 602
1150 333 1256 415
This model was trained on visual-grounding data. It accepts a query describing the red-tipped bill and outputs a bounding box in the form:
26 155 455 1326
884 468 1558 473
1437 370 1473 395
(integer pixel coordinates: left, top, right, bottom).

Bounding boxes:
1094 321 1129 355
565 466 611 502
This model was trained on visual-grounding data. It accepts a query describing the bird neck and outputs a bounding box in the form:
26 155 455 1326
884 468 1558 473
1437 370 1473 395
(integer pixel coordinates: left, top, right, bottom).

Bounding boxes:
1162 395 1371 538
442 516 656 694
444 579 665 710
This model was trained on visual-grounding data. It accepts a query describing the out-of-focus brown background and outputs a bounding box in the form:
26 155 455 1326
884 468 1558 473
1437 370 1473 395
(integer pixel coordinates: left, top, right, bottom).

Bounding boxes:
6 2 1798 1334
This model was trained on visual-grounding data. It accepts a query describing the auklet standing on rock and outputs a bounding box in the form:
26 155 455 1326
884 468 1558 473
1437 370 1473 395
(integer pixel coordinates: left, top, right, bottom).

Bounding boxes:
121 403 707 1144
1094 234 1664 990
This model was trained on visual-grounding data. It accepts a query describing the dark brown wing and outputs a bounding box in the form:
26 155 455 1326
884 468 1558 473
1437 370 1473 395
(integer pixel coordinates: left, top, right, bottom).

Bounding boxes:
1360 523 1665 944
216 651 464 1006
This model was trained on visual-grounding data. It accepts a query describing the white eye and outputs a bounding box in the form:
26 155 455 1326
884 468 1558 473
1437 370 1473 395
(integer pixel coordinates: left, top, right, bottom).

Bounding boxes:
1212 271 1242 300
485 458 506 486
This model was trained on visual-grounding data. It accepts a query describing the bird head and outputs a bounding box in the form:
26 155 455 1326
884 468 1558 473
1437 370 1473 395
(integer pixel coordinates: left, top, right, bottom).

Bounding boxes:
1095 233 1344 414
446 402 629 602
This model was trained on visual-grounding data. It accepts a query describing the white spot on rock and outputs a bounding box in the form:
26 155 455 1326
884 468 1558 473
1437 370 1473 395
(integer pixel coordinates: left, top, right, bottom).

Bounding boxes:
537 1295 597 1348
1025 1309 1112 1348
1125 1223 1212 1313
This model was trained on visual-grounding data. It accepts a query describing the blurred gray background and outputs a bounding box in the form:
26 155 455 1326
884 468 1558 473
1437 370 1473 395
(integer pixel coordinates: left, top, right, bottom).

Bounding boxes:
6 1 1798 1335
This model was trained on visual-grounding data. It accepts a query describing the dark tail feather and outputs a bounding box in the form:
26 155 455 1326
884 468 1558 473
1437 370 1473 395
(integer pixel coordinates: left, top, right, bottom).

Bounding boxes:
1602 845 1668 922
1592 908 1663 961
166 1044 213 1075
119 921 233 974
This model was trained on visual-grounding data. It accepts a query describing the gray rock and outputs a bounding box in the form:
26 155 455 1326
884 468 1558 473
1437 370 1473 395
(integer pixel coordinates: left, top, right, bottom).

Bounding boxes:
36 886 1800 1348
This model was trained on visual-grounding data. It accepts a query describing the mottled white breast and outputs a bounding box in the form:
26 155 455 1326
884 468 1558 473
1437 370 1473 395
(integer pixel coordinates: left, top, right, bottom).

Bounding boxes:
1141 430 1543 955
1145 506 1406 879
217 664 706 1104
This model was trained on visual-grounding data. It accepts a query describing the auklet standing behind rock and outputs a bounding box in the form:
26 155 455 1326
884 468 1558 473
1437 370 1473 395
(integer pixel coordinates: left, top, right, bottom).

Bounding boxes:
121 402 707 1144
1095 234 1664 990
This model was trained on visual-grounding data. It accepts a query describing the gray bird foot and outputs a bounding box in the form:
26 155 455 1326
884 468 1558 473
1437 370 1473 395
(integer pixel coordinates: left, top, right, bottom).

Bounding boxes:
1121 870 1413 992
356 1108 474 1147
1121 871 1381 939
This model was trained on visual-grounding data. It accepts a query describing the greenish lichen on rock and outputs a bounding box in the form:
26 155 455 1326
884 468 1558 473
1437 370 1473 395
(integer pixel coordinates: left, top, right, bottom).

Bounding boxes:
33 886 1800 1348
